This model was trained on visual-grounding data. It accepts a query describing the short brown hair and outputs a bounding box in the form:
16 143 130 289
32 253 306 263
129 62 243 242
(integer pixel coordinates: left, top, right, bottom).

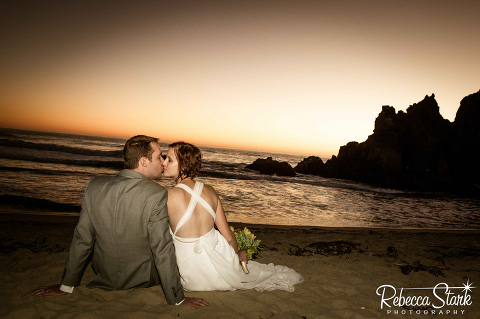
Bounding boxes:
123 135 158 169
169 142 202 183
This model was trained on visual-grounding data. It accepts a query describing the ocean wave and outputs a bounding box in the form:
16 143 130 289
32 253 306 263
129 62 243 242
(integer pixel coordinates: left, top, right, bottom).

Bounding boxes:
305 178 407 194
0 165 112 177
199 170 257 180
201 167 406 194
0 138 123 157
0 195 81 212
0 131 16 138
0 152 123 169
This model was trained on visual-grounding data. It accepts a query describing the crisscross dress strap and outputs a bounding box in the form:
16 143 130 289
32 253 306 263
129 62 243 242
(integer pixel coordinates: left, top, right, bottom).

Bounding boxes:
173 182 216 237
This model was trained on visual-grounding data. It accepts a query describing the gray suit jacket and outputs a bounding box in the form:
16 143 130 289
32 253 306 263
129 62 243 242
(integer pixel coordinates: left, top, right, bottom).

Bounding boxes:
61 169 184 305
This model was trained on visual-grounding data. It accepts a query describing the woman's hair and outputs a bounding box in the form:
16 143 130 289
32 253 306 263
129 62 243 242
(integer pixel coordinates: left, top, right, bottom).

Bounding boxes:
123 135 158 169
169 142 202 183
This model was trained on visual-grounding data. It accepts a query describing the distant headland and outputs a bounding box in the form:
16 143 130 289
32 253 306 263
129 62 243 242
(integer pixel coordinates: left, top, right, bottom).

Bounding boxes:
249 90 480 193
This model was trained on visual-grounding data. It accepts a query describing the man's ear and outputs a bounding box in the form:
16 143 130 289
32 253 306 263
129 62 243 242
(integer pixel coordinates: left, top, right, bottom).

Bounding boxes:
139 157 148 167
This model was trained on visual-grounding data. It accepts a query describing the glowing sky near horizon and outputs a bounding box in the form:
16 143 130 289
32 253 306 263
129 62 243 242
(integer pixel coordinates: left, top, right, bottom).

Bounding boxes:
1 0 479 156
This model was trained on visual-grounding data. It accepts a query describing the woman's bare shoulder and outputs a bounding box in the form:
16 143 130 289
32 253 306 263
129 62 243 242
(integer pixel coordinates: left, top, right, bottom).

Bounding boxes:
167 187 184 198
201 183 218 196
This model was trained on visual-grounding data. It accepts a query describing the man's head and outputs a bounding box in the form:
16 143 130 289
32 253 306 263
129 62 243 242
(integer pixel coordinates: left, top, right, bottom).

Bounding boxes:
123 135 164 180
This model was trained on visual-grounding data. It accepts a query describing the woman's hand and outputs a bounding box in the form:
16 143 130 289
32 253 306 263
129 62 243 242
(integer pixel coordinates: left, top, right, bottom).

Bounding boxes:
238 250 248 263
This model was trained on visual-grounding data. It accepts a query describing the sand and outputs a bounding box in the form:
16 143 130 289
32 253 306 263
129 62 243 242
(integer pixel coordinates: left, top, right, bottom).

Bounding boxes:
1 215 479 319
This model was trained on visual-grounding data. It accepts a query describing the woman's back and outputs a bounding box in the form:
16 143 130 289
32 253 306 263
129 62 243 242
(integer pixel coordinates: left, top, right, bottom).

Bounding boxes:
168 180 305 293
167 180 218 238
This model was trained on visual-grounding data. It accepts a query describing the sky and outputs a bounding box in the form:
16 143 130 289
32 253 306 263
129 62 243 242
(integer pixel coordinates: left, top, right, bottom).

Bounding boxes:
1 0 479 157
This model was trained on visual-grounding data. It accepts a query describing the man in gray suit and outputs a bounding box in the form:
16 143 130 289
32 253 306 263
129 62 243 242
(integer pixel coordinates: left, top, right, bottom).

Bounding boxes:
33 135 208 308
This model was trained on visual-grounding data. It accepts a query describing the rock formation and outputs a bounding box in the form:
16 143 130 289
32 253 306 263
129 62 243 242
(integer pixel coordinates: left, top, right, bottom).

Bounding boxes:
294 156 324 175
447 90 480 191
246 157 296 177
296 90 480 192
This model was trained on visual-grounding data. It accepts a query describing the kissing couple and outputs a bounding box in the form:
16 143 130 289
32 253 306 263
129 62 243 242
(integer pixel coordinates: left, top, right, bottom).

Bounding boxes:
33 135 304 308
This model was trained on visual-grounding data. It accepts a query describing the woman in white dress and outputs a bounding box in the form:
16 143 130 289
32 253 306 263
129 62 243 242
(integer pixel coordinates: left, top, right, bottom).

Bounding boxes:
162 142 304 292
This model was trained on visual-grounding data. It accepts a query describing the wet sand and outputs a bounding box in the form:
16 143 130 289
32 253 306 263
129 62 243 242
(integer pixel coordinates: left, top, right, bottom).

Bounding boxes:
1 215 479 318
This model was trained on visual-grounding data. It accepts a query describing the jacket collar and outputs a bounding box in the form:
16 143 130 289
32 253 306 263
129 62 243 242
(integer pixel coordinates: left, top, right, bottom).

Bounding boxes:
118 169 151 181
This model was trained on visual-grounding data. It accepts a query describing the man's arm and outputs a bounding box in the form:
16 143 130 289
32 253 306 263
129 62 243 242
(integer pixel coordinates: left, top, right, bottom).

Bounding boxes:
33 184 95 297
147 190 208 308
60 186 96 287
147 189 185 305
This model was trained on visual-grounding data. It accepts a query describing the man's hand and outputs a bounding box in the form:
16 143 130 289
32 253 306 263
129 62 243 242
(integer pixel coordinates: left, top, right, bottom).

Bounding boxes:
180 297 209 308
32 284 68 297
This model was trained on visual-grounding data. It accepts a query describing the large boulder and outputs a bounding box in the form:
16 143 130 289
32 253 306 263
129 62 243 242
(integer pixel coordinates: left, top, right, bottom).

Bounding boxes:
246 157 296 177
294 156 324 175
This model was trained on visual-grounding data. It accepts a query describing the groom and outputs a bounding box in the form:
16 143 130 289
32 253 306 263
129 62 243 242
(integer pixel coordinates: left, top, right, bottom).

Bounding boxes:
33 135 208 308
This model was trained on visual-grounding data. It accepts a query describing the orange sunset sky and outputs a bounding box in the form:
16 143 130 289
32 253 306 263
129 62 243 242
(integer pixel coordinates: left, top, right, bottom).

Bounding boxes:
1 0 479 156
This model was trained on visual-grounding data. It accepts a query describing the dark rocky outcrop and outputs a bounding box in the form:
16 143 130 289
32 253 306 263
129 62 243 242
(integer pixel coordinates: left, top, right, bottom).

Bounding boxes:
246 157 296 177
294 156 324 175
296 90 480 192
448 91 480 191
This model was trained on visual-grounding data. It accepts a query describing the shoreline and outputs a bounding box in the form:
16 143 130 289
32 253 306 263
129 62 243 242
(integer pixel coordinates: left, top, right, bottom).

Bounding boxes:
1 212 479 234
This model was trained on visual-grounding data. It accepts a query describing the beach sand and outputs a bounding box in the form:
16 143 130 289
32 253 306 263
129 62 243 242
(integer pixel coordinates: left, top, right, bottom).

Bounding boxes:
1 215 479 318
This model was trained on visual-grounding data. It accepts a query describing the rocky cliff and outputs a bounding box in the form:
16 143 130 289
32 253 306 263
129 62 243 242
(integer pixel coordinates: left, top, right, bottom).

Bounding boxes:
295 90 480 192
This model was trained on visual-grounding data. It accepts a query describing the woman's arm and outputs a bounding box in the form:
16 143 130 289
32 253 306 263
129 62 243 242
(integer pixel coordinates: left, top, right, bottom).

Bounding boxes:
214 193 248 263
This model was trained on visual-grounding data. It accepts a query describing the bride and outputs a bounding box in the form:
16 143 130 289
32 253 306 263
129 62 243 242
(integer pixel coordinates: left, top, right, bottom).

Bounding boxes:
162 142 304 292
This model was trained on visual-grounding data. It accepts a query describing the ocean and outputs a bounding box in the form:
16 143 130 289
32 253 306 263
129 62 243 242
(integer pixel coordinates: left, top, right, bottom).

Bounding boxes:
1 127 479 229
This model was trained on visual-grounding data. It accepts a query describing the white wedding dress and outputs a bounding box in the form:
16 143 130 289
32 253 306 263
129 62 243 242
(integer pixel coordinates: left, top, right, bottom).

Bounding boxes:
170 182 304 292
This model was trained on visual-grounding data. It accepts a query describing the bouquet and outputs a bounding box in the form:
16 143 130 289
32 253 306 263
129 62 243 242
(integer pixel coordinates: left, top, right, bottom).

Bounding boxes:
230 226 261 274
